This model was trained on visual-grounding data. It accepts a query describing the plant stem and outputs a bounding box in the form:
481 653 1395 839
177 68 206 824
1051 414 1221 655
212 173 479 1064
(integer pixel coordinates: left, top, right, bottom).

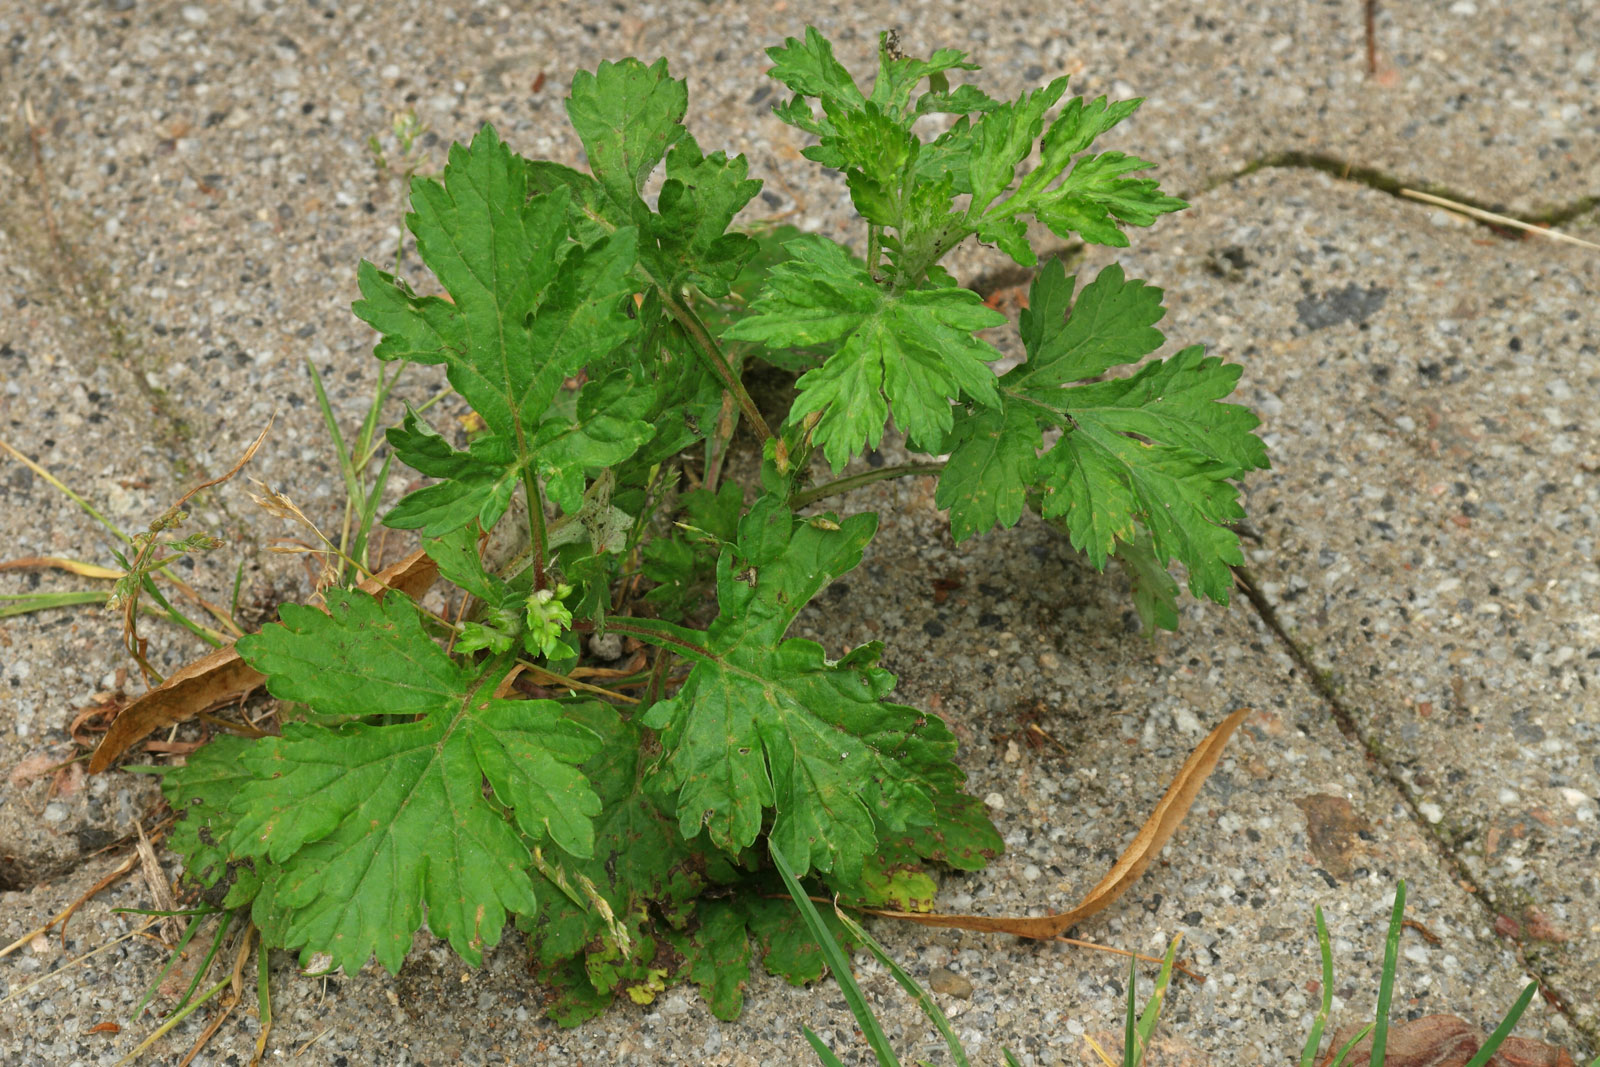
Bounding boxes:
520 465 548 591
642 647 673 710
787 461 947 510
663 293 774 443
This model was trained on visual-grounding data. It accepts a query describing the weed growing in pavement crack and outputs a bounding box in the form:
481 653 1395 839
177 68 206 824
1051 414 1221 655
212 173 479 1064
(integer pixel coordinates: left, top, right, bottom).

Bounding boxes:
126 26 1267 1023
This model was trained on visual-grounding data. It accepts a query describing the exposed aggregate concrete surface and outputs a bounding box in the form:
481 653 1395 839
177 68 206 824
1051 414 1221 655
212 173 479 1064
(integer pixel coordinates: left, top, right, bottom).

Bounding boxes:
1 1 1595 1064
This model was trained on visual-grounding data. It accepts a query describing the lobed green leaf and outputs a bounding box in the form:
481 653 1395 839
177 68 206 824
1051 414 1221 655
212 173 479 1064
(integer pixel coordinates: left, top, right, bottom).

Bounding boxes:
383 409 519 537
158 734 257 891
226 588 603 974
727 235 1004 468
567 57 688 220
638 499 968 880
355 125 643 538
938 261 1266 609
765 27 865 111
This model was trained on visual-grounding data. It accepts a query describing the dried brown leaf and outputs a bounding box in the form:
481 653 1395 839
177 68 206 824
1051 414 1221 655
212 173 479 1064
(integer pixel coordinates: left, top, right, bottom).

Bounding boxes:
88 548 438 773
8 752 64 788
1321 1015 1577 1067
868 707 1250 939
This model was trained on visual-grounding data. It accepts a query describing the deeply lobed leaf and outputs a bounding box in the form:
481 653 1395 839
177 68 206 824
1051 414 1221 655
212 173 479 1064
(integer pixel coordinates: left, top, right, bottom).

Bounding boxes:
523 703 710 970
223 588 604 974
637 498 970 880
355 125 643 538
725 235 1005 468
939 259 1268 615
157 733 257 892
383 409 519 537
567 57 688 219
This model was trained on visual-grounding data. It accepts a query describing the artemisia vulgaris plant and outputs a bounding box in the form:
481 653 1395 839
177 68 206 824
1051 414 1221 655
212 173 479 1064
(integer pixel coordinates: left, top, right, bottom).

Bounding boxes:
157 27 1267 1023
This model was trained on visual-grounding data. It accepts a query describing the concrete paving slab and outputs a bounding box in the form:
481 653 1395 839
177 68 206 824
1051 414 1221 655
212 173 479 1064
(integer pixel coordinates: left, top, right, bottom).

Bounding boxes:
1069 165 1600 1039
55 1 1600 220
0 240 174 894
1 1 1594 1064
1 490 1576 1064
0 191 315 896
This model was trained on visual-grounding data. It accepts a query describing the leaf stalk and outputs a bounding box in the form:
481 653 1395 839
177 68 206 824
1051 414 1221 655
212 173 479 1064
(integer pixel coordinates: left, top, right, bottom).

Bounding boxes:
663 292 774 443
787 461 947 510
520 464 549 591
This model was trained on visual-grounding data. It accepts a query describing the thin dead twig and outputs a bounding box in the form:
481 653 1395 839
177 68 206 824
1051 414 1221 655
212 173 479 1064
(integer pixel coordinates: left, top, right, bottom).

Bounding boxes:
1399 188 1600 251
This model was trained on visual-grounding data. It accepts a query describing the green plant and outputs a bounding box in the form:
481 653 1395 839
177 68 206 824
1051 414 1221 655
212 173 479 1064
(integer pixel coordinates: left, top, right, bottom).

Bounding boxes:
783 874 1557 1067
152 27 1266 1021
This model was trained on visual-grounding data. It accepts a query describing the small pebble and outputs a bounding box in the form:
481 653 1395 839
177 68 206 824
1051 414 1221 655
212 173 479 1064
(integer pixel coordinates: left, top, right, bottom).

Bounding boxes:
927 968 973 999
588 632 623 660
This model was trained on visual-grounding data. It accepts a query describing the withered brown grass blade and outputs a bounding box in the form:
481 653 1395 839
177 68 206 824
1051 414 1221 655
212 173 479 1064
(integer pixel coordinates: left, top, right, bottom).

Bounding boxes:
866 707 1250 939
88 549 437 773
0 557 125 579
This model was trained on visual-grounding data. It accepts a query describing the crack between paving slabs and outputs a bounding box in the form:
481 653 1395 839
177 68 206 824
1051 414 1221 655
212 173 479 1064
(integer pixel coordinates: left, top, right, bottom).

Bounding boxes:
1 125 254 546
968 154 1599 298
1232 565 1598 1058
961 151 1600 1053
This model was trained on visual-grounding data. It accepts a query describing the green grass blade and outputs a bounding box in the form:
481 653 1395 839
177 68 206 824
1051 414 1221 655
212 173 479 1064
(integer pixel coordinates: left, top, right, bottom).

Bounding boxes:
230 559 246 619
1124 952 1138 1067
0 438 129 545
1302 905 1337 1067
1134 934 1180 1058
112 975 232 1067
130 911 212 1020
1462 982 1539 1067
1328 1023 1375 1067
803 1026 851 1067
831 908 971 1067
350 452 394 574
1370 881 1406 1066
167 909 233 1017
0 590 106 617
1003 1053 1024 1067
255 936 272 1059
353 360 404 470
771 844 900 1067
306 357 360 505
112 906 222 918
138 573 223 647
308 355 366 572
